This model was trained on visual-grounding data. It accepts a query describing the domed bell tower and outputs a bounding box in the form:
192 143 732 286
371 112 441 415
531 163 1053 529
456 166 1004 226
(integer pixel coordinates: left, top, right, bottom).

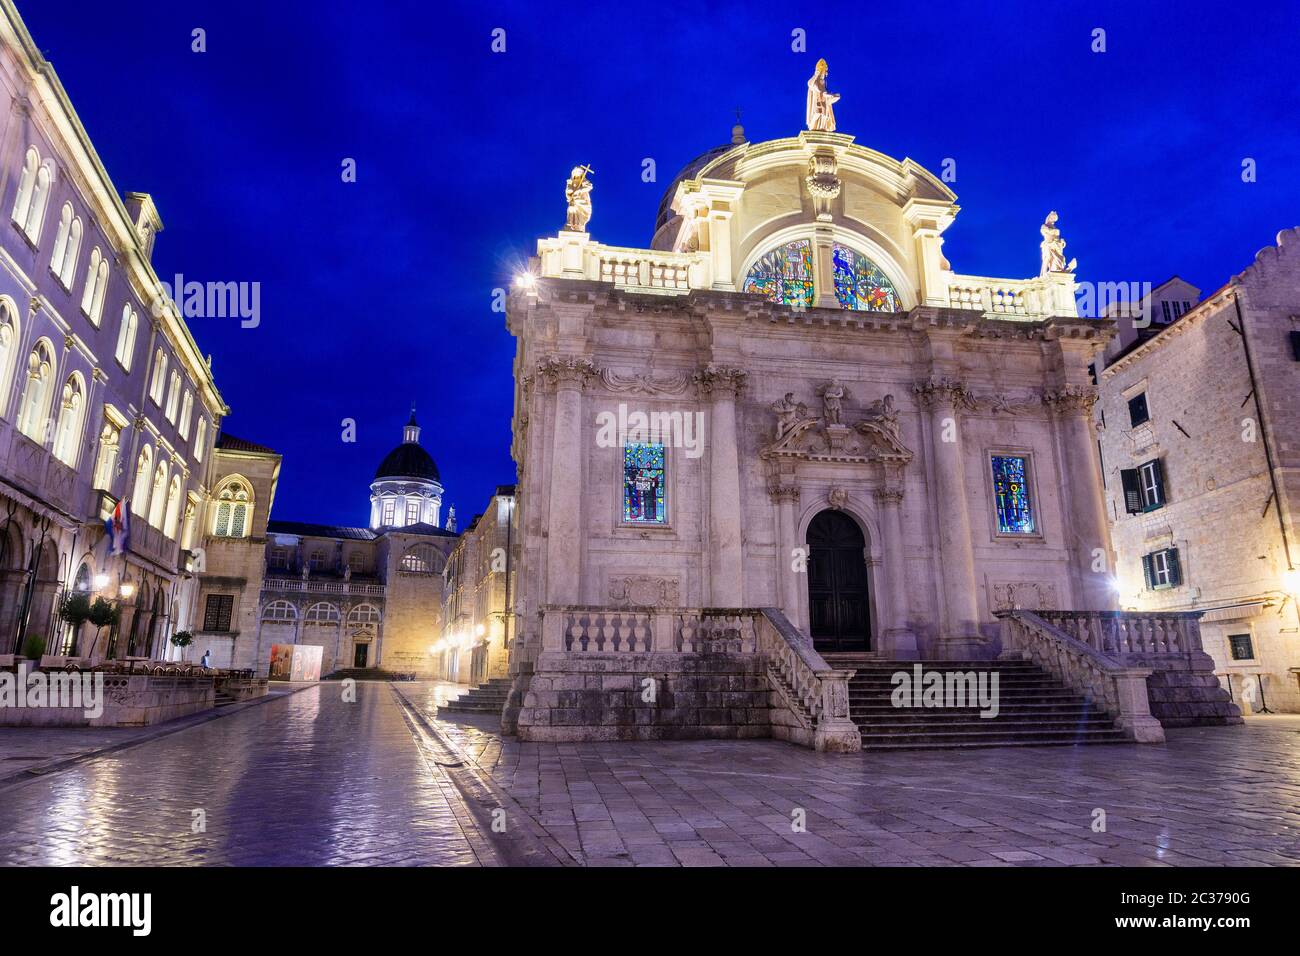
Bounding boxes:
369 407 444 530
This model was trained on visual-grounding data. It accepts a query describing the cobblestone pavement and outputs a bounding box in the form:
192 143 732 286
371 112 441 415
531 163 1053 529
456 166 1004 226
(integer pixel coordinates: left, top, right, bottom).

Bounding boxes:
0 681 492 865
2 679 1297 867
401 684 1300 868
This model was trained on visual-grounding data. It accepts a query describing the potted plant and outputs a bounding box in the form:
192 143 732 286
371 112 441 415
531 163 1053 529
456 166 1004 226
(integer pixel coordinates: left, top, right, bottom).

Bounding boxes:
85 598 120 660
20 632 45 662
57 591 92 658
170 630 195 662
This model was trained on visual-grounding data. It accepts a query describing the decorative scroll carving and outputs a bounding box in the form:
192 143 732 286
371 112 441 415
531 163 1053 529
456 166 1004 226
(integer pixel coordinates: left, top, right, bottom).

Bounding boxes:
990 580 1058 612
761 415 912 466
970 388 1044 414
608 575 680 609
599 368 693 395
827 487 849 510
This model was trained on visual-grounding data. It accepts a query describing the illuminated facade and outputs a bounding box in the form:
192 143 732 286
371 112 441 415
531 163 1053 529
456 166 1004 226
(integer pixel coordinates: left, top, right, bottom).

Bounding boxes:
1098 231 1300 712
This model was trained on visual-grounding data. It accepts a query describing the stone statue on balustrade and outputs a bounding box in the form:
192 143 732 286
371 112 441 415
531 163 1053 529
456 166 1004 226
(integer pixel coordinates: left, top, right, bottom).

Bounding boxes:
805 58 840 132
564 164 594 232
1039 211 1077 276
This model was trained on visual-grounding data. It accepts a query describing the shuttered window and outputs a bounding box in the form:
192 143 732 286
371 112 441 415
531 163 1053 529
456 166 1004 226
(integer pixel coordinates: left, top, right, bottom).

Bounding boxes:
1128 392 1150 427
1141 547 1182 590
1120 458 1166 514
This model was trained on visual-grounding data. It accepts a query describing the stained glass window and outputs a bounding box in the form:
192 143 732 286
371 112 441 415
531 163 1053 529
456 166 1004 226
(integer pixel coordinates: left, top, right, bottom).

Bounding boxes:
991 455 1035 534
832 244 901 312
623 442 666 524
742 239 814 307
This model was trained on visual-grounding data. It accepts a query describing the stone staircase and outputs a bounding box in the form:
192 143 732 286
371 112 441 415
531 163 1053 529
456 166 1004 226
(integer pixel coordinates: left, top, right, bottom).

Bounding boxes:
438 678 512 716
825 655 1131 750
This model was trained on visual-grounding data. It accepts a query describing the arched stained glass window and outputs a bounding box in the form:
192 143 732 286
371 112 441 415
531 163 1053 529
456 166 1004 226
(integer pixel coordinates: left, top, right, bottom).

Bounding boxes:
742 239 814 307
832 244 901 312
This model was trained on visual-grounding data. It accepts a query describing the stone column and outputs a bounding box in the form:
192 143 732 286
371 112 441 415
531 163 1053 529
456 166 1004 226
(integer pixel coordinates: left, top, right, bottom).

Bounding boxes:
1046 385 1114 610
538 357 596 607
914 378 984 656
769 480 801 616
706 209 735 291
698 365 747 607
873 484 919 659
812 224 839 309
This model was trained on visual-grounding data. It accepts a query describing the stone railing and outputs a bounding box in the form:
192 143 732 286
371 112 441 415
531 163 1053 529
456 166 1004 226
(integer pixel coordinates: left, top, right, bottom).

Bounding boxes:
996 610 1165 742
541 605 759 654
945 272 1078 319
263 578 386 597
536 234 710 295
1034 610 1202 661
557 606 655 653
756 607 861 752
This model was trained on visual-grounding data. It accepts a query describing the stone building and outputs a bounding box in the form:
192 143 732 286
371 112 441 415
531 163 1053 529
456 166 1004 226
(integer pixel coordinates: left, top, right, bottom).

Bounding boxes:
0 2 223 659
435 484 517 684
1097 229 1300 713
193 412 459 676
500 67 1237 748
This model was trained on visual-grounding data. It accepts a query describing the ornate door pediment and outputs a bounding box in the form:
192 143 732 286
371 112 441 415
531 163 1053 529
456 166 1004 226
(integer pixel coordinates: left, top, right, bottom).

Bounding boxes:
760 417 912 466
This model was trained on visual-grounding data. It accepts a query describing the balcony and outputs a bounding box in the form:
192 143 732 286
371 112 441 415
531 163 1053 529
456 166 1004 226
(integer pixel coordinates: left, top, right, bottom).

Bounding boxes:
262 574 386 598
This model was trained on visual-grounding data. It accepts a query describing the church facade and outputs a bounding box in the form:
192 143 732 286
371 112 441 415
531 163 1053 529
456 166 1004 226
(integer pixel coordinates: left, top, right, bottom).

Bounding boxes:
501 67 1235 748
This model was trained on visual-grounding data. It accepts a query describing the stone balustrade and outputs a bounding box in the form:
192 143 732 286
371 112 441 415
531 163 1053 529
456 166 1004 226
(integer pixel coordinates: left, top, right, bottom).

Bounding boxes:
756 607 861 752
536 235 709 294
1034 609 1201 660
263 578 386 597
996 609 1165 742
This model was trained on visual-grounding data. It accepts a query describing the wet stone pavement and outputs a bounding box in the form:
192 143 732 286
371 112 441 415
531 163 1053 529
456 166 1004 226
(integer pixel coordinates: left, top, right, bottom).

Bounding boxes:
0 681 491 866
0 679 1298 866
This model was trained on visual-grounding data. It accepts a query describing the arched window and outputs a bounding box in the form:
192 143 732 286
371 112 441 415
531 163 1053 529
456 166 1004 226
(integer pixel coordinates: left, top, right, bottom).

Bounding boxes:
400 545 439 574
261 600 297 622
12 148 52 242
194 417 208 461
49 203 82 287
114 304 137 368
179 391 193 438
148 460 168 528
742 239 815 307
164 371 181 422
831 244 901 312
92 420 120 491
0 297 19 419
163 474 183 539
180 499 198 550
347 604 382 627
148 349 168 404
131 445 152 516
51 372 85 466
305 602 340 624
16 339 55 442
11 147 37 227
212 478 253 538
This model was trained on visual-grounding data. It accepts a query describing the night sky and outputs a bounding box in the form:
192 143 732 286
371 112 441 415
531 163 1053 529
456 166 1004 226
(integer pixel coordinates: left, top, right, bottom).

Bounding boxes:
19 0 1299 527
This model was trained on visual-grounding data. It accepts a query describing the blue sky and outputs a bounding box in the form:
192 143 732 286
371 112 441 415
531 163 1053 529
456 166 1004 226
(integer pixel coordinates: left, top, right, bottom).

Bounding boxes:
21 0 1299 526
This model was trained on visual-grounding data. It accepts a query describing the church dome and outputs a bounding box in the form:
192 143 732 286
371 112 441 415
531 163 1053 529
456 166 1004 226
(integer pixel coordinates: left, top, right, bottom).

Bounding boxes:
373 411 441 482
374 443 440 482
654 140 741 233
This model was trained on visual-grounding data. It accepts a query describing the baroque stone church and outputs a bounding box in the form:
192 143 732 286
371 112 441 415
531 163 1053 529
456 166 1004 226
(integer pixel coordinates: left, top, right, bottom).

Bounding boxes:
499 62 1236 749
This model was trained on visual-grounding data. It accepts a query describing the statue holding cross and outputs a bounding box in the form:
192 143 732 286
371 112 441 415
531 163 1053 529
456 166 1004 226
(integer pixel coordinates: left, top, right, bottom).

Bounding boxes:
564 164 594 232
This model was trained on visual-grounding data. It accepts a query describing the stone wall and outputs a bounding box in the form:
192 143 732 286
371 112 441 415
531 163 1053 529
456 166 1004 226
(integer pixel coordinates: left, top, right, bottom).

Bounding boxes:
516 652 771 742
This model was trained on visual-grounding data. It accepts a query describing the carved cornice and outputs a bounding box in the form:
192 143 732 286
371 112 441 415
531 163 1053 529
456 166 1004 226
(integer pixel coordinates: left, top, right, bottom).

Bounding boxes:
533 356 598 392
912 377 976 410
693 364 748 397
1042 383 1098 414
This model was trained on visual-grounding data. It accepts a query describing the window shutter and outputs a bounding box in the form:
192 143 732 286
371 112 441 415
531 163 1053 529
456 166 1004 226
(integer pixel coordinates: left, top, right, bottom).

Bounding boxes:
1141 553 1154 590
1121 469 1143 514
1166 547 1182 587
1149 459 1166 507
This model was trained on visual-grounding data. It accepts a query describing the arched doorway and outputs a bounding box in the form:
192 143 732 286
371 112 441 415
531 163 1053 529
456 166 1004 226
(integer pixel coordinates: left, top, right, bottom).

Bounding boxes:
806 509 871 653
